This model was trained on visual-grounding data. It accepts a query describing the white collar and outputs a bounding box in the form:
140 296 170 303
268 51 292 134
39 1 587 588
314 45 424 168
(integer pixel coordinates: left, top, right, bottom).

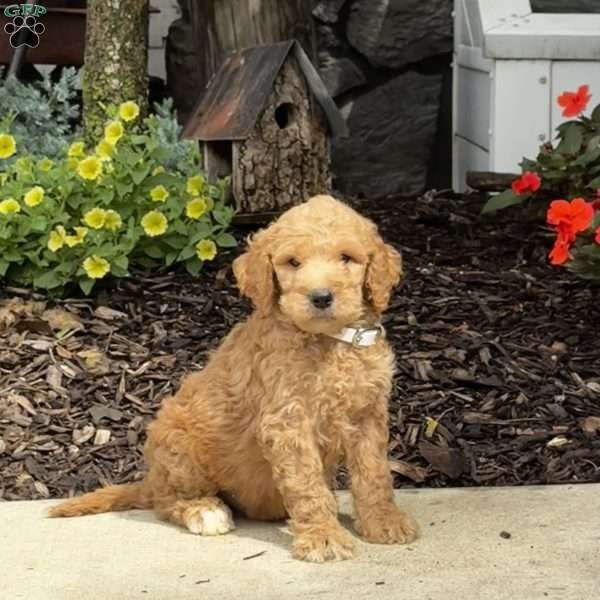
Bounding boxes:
327 324 385 348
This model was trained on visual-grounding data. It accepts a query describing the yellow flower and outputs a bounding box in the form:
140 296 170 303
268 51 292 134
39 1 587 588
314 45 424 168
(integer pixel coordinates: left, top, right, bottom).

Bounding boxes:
65 157 79 171
152 166 165 176
141 210 168 237
186 197 207 220
196 239 217 261
65 226 88 248
38 158 54 172
48 226 67 252
0 197 20 214
95 139 114 161
68 141 85 158
104 209 122 231
78 156 103 181
83 207 107 229
150 185 169 203
186 175 205 196
119 101 140 122
24 186 45 207
105 120 124 145
83 255 111 279
0 134 16 159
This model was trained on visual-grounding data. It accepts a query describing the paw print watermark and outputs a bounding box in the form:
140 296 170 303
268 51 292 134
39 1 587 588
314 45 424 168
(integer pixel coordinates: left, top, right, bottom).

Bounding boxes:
4 14 45 49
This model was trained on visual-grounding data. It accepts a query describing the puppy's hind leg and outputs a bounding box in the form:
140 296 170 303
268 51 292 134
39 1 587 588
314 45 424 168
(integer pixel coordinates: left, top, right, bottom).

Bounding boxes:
157 496 235 536
145 446 235 536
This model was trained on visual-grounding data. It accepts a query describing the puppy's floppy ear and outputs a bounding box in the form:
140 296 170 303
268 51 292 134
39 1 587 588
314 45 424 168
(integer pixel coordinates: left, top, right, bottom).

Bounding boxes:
365 234 402 314
233 230 276 315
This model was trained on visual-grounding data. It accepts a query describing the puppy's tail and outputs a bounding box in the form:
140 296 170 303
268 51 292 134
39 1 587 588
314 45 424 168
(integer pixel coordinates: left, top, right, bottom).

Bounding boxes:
48 482 150 518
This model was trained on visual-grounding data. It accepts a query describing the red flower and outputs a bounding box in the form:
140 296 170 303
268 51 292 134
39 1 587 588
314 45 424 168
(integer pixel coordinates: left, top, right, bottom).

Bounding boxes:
547 198 594 267
595 227 600 245
557 85 591 118
547 197 594 233
549 234 571 265
511 171 541 195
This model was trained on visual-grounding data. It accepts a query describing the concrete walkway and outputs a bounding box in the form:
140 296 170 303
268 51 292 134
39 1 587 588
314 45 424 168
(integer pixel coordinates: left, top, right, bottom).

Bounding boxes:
1 485 599 600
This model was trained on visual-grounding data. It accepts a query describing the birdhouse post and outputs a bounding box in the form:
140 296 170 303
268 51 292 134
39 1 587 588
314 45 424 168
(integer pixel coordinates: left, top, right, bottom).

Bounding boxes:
182 40 347 215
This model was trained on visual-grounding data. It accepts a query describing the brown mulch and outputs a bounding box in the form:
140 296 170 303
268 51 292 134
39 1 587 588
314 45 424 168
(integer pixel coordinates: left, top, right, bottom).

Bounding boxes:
1 192 600 501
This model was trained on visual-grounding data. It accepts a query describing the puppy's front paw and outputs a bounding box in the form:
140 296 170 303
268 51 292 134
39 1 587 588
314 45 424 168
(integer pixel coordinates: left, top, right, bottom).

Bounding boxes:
356 507 418 545
293 525 357 563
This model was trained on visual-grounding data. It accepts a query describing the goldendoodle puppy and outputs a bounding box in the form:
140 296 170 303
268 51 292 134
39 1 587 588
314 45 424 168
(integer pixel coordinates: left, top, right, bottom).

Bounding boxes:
50 194 418 562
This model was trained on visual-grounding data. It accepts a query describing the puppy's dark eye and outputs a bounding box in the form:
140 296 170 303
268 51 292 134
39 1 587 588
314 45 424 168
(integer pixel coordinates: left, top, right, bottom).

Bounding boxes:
341 254 353 264
288 257 301 268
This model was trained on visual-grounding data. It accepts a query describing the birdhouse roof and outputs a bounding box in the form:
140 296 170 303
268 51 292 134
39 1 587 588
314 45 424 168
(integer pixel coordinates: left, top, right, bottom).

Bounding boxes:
181 40 348 141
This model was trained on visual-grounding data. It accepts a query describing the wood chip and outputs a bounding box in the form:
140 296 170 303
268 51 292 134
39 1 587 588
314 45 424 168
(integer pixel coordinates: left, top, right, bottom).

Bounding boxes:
43 308 83 332
94 306 128 320
78 349 112 375
34 481 50 498
93 429 111 446
580 416 600 435
89 405 123 423
46 365 63 391
546 436 570 449
73 425 96 445
12 394 37 416
418 441 466 479
389 459 429 483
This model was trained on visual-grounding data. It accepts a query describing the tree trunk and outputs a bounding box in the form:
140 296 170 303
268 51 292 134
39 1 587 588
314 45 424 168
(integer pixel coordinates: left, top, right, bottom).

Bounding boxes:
189 0 316 110
83 0 149 142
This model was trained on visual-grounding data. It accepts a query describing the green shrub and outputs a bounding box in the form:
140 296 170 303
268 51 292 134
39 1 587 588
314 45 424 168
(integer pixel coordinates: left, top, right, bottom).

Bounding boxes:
481 84 600 280
0 67 81 160
0 100 235 296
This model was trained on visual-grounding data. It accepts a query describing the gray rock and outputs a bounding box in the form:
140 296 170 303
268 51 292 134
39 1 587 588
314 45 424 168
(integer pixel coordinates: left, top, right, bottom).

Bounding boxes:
312 0 348 23
316 23 367 97
346 0 452 69
319 55 366 97
332 71 442 198
316 23 345 53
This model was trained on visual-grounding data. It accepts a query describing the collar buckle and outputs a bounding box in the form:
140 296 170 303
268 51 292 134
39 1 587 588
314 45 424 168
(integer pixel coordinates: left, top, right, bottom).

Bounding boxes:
351 324 385 348
351 329 364 348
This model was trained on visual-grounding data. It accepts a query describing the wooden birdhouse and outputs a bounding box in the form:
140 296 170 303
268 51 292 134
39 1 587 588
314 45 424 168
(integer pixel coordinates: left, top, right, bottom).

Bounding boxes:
181 40 347 215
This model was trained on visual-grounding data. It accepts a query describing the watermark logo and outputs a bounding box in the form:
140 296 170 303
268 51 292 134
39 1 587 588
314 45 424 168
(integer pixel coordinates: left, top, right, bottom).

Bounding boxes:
4 4 47 49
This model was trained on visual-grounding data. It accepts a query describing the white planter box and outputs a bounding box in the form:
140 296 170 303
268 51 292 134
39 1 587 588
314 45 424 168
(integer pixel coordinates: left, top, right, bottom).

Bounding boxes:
453 0 600 192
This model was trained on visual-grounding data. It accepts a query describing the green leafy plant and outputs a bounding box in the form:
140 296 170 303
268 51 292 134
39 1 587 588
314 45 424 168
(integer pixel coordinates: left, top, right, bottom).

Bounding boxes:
0 67 81 160
0 100 235 296
482 85 600 214
482 84 600 280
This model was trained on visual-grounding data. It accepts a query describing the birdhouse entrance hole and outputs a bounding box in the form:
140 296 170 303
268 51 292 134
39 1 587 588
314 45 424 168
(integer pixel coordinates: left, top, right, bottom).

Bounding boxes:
274 103 296 129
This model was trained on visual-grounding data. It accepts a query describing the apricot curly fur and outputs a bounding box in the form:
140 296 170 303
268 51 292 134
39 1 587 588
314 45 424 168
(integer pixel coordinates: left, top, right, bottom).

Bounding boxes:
49 195 418 562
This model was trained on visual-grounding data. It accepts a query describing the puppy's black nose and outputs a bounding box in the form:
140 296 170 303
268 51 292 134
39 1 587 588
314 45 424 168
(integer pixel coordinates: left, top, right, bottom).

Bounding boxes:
310 289 333 310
